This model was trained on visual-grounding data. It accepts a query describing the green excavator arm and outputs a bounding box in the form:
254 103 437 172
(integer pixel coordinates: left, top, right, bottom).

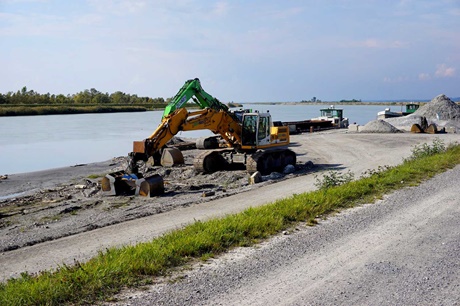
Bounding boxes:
162 78 229 118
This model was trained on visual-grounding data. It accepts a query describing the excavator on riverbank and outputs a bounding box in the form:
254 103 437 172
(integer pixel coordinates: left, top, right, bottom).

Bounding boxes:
102 78 296 196
129 78 296 174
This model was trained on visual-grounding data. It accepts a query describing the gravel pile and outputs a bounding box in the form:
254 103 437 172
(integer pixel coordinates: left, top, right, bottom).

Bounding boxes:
383 94 460 131
384 115 423 129
414 94 460 120
360 119 402 133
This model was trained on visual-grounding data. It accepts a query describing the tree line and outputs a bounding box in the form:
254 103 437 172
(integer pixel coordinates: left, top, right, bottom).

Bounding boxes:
0 86 169 105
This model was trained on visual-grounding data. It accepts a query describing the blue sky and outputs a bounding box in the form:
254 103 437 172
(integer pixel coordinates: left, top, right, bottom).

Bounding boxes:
1 0 459 102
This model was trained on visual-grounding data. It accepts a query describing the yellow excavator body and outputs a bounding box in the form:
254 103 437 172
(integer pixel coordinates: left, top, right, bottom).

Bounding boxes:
129 106 295 175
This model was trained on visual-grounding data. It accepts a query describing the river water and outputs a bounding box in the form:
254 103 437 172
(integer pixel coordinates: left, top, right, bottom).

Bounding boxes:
0 104 393 175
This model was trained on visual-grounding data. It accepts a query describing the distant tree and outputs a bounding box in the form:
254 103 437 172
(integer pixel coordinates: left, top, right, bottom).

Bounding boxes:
89 88 99 97
151 97 165 104
55 94 69 104
110 91 129 104
340 99 361 103
41 92 51 104
0 87 168 106
91 92 110 104
73 91 92 104
129 94 139 104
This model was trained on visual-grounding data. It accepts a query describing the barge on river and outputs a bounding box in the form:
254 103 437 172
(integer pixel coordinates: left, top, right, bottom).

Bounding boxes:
280 106 349 134
377 103 419 119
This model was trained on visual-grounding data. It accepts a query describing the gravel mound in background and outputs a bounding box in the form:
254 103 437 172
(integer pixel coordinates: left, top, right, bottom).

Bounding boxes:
414 94 460 120
360 119 402 133
384 94 460 131
384 115 423 129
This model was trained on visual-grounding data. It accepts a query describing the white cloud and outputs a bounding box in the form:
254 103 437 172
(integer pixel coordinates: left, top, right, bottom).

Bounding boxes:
418 73 431 80
384 64 457 83
250 5 304 20
383 76 410 83
435 64 456 77
268 6 304 19
449 8 460 16
396 0 413 9
0 12 23 24
211 1 229 17
363 39 379 48
0 10 70 37
86 0 146 15
1 0 48 3
76 13 104 26
355 39 408 49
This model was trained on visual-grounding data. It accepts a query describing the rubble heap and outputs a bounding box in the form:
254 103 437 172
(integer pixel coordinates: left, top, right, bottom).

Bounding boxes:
360 119 402 133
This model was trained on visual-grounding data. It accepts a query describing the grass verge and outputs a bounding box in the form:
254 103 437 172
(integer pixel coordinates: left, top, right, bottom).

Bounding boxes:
1 141 460 305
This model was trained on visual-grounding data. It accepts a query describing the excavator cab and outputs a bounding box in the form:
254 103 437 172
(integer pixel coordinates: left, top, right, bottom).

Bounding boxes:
241 112 274 148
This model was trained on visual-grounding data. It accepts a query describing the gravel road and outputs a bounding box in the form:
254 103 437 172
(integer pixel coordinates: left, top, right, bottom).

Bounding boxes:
110 165 460 306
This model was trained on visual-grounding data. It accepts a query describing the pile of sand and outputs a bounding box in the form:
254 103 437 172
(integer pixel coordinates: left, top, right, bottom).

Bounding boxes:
414 94 460 120
360 119 402 133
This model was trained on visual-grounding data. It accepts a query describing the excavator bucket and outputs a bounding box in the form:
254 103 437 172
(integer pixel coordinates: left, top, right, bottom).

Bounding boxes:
425 124 438 134
101 171 164 197
160 147 184 166
410 123 438 134
410 124 423 133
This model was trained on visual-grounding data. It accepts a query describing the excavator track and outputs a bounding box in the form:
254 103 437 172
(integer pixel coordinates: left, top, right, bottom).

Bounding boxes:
246 148 296 175
194 148 296 174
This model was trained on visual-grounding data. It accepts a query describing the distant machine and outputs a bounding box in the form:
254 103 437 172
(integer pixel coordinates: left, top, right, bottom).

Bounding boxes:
281 106 349 134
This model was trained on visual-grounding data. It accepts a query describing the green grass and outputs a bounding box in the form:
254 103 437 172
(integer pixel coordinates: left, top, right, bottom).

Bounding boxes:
1 141 460 305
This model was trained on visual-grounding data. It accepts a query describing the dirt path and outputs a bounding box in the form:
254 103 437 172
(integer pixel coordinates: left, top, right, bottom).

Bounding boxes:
1 131 459 282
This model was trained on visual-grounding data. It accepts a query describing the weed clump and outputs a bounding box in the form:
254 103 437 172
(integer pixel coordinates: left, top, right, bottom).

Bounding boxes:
405 138 446 161
314 170 354 190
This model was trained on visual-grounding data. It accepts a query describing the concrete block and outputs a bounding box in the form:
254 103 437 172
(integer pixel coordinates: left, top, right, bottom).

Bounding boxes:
348 124 359 132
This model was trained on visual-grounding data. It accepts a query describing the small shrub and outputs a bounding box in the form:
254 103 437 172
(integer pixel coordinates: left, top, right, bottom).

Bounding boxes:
314 170 354 190
406 138 446 161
